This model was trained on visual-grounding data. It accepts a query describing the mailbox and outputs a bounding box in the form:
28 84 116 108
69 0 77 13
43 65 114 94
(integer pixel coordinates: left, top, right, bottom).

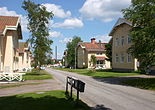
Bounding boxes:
77 80 85 92
66 76 85 102
73 79 77 88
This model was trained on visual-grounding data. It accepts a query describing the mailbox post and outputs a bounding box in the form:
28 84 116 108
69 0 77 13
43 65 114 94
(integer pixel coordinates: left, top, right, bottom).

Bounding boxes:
65 76 85 103
65 77 69 95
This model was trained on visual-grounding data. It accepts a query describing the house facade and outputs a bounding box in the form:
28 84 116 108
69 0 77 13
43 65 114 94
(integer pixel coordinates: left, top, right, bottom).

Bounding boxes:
0 16 22 72
18 42 31 71
77 38 111 69
109 18 138 72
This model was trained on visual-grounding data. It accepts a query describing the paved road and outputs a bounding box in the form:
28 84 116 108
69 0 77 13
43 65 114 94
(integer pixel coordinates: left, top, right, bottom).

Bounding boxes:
46 68 155 110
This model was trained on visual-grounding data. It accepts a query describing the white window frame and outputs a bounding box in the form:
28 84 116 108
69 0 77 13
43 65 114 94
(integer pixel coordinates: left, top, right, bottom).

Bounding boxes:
115 38 119 46
121 36 125 46
127 35 131 44
96 53 103 55
120 53 124 63
127 53 132 63
115 54 119 63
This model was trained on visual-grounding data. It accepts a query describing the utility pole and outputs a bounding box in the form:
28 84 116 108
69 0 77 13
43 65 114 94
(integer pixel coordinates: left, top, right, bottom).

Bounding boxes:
55 46 57 63
75 47 76 69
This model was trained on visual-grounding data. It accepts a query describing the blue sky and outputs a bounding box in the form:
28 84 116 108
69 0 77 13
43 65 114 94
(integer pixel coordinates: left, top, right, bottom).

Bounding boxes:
0 0 131 59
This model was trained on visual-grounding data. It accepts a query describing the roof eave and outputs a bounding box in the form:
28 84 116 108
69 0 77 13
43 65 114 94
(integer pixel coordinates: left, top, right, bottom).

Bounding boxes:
2 17 22 39
109 18 132 36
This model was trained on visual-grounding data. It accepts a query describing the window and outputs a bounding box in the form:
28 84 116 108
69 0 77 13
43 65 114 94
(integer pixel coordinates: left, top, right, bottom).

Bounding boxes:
121 36 125 46
120 53 124 63
115 38 119 46
96 53 103 55
127 53 131 63
127 35 131 44
115 54 119 63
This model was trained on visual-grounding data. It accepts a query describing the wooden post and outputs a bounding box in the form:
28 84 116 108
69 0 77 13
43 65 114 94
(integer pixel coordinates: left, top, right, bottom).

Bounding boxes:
70 79 73 98
65 77 69 94
76 80 79 102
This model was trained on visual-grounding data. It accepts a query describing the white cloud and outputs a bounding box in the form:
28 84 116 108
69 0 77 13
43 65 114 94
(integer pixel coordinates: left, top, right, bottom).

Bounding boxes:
49 31 63 38
59 37 72 43
79 0 131 22
53 18 84 29
0 7 17 16
42 3 71 18
20 16 29 32
0 7 28 32
95 35 111 43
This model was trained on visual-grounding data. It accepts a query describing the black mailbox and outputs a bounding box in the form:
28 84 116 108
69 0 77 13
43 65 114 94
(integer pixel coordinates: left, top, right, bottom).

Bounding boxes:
77 80 85 92
73 79 78 88
66 76 85 102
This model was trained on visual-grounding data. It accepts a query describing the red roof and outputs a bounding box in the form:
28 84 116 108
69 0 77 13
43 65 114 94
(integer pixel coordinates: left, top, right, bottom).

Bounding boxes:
0 16 19 35
78 42 107 52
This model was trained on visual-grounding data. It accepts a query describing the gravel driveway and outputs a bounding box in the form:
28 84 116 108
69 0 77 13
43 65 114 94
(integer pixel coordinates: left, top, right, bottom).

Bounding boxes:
0 79 63 97
46 68 155 110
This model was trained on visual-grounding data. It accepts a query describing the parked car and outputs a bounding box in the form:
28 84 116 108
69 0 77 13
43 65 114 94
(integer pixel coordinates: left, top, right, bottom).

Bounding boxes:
40 66 45 70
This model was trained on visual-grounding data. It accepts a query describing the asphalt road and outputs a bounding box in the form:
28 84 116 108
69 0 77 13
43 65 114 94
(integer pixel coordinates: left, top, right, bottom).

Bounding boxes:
46 68 155 110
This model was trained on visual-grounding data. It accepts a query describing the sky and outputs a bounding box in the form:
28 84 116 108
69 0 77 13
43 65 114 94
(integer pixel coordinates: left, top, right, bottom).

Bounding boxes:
0 0 131 59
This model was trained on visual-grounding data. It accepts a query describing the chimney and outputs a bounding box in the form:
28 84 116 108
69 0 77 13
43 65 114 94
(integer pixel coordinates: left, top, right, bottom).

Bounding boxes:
91 38 96 44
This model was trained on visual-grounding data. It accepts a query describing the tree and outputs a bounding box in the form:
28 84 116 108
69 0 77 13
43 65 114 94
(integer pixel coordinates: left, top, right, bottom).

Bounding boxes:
66 36 82 68
105 38 112 63
46 58 54 65
90 55 97 68
22 0 54 68
122 0 155 72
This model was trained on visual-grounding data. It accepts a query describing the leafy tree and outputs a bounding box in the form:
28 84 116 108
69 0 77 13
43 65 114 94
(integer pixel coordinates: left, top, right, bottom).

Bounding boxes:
46 58 54 65
90 55 97 68
105 38 112 63
122 0 155 72
22 0 54 68
66 36 82 68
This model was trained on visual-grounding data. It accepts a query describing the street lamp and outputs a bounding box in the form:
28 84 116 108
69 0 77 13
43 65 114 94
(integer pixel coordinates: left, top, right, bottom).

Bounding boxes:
75 47 76 69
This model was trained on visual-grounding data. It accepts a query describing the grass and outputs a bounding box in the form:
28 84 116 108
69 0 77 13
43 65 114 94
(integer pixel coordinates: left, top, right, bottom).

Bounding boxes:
0 90 90 110
53 67 141 78
122 78 155 90
24 69 52 80
0 83 44 89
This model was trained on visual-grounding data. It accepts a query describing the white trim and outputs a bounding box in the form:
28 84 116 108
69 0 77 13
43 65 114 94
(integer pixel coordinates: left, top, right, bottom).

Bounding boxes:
121 36 125 46
115 38 119 46
2 17 20 36
115 54 119 63
120 53 124 63
127 53 132 63
81 45 85 48
127 35 131 44
109 18 132 36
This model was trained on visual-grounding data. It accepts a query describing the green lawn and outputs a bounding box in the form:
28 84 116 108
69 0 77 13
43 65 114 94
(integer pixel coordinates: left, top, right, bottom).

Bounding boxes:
0 90 90 110
0 83 44 89
24 69 52 80
122 78 155 90
53 67 141 78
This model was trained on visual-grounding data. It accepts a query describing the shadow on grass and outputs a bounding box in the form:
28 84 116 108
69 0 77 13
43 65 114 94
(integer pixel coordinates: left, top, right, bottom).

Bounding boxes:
0 95 90 110
92 76 155 90
92 76 142 85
